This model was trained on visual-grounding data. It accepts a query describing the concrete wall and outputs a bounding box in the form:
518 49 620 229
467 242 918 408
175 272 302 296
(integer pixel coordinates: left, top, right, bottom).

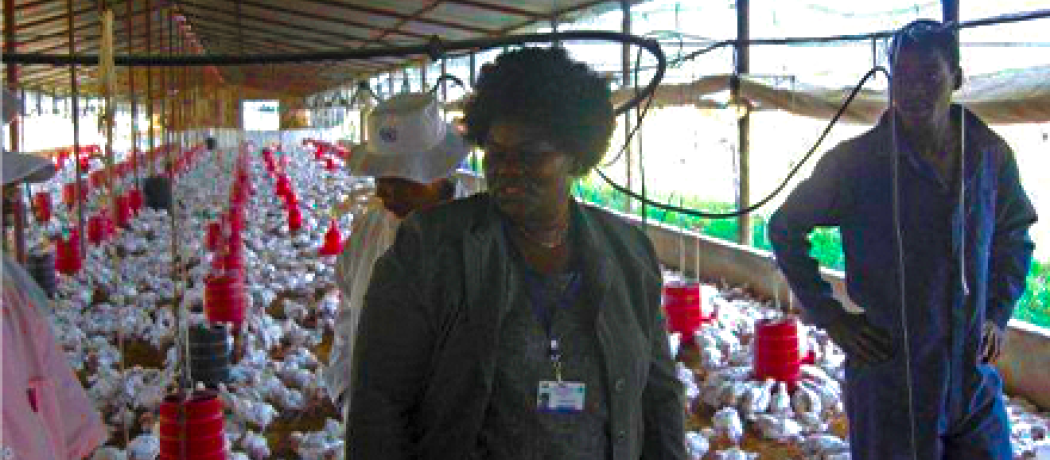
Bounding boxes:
594 204 1050 410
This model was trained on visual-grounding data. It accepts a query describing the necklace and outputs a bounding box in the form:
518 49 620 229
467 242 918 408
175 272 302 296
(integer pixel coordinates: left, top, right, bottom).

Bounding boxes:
512 218 569 249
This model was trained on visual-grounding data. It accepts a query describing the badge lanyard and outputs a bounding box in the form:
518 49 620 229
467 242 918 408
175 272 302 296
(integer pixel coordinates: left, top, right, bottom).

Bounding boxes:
525 271 581 382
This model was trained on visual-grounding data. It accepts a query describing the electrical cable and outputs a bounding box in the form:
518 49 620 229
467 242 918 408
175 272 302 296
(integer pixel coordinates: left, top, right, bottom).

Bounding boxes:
596 65 888 219
888 33 919 460
601 42 653 167
428 74 466 94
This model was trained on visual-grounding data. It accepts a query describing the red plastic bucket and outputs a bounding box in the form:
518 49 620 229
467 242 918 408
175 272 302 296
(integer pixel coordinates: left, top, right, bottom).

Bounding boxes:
753 318 803 391
204 274 246 329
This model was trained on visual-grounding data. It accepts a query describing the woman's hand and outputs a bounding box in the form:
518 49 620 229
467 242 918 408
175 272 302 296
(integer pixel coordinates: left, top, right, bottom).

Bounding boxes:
981 321 1005 364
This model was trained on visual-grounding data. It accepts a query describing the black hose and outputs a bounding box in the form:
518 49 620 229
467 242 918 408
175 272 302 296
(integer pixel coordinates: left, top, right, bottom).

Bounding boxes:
595 66 889 219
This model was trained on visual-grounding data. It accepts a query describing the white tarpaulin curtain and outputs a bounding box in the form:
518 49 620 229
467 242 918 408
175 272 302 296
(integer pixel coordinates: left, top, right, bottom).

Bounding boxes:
608 66 1050 125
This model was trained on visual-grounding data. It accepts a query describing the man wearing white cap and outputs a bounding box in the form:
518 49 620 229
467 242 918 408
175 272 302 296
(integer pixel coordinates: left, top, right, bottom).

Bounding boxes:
2 89 107 458
325 92 471 417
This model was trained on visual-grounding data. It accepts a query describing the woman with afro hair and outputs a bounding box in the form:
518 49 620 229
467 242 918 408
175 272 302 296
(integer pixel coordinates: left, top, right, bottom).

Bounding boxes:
347 46 687 459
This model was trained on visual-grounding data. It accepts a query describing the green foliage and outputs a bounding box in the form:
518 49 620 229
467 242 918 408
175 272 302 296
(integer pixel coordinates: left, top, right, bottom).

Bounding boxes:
572 178 1049 328
1016 260 1050 328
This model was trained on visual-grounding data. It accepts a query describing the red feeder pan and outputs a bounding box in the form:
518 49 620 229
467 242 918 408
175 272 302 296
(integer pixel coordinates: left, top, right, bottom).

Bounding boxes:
319 221 344 256
33 192 52 223
662 282 715 343
287 206 302 232
158 390 227 460
324 157 336 172
753 317 804 391
204 274 246 330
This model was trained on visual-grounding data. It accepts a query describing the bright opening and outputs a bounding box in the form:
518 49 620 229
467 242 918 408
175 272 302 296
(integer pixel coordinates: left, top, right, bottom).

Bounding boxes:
242 100 280 131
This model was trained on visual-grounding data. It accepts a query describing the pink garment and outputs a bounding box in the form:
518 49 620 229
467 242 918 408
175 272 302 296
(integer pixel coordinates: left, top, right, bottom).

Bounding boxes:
2 256 107 459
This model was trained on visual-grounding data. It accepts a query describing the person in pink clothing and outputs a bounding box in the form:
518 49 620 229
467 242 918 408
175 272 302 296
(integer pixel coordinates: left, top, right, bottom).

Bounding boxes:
2 88 107 458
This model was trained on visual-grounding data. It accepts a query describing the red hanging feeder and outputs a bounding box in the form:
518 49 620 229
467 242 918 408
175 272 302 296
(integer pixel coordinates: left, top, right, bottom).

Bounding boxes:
87 215 106 245
54 232 82 275
662 282 716 344
283 191 299 209
158 390 227 460
319 220 344 256
62 183 75 208
324 157 337 172
114 195 133 228
128 189 144 213
204 273 246 331
287 206 303 232
89 170 105 189
205 222 222 251
33 192 52 223
753 317 808 392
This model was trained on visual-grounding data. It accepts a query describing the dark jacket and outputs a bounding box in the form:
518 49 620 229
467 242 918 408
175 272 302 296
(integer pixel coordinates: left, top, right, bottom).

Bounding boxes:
348 193 687 460
769 105 1037 459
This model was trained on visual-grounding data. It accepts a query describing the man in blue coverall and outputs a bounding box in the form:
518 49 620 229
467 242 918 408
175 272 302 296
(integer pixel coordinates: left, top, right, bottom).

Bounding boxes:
769 20 1037 460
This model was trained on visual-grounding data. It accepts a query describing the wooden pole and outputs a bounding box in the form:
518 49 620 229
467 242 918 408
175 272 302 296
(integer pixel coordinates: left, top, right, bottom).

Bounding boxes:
5 0 28 264
127 0 139 187
621 0 633 214
100 3 117 221
68 0 86 254
735 0 752 246
147 0 155 172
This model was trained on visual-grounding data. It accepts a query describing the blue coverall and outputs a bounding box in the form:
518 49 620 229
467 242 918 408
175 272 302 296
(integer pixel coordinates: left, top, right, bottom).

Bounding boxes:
769 105 1037 460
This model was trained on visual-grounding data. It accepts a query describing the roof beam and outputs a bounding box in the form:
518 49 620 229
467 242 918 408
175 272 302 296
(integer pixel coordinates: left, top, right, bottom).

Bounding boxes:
177 9 362 51
292 0 497 36
443 0 542 19
177 1 368 47
6 6 97 37
221 0 423 42
500 0 612 34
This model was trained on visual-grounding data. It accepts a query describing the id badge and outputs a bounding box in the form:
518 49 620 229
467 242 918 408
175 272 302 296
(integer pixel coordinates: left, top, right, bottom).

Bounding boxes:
537 380 586 413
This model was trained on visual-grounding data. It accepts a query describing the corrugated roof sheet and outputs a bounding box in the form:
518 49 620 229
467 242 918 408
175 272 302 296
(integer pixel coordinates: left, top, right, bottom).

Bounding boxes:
3 0 643 97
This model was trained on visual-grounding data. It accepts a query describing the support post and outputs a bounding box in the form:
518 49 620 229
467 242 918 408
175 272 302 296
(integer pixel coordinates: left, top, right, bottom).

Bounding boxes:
127 0 139 187
5 0 27 264
621 0 633 214
943 0 960 25
735 0 752 246
147 0 155 171
68 0 87 254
